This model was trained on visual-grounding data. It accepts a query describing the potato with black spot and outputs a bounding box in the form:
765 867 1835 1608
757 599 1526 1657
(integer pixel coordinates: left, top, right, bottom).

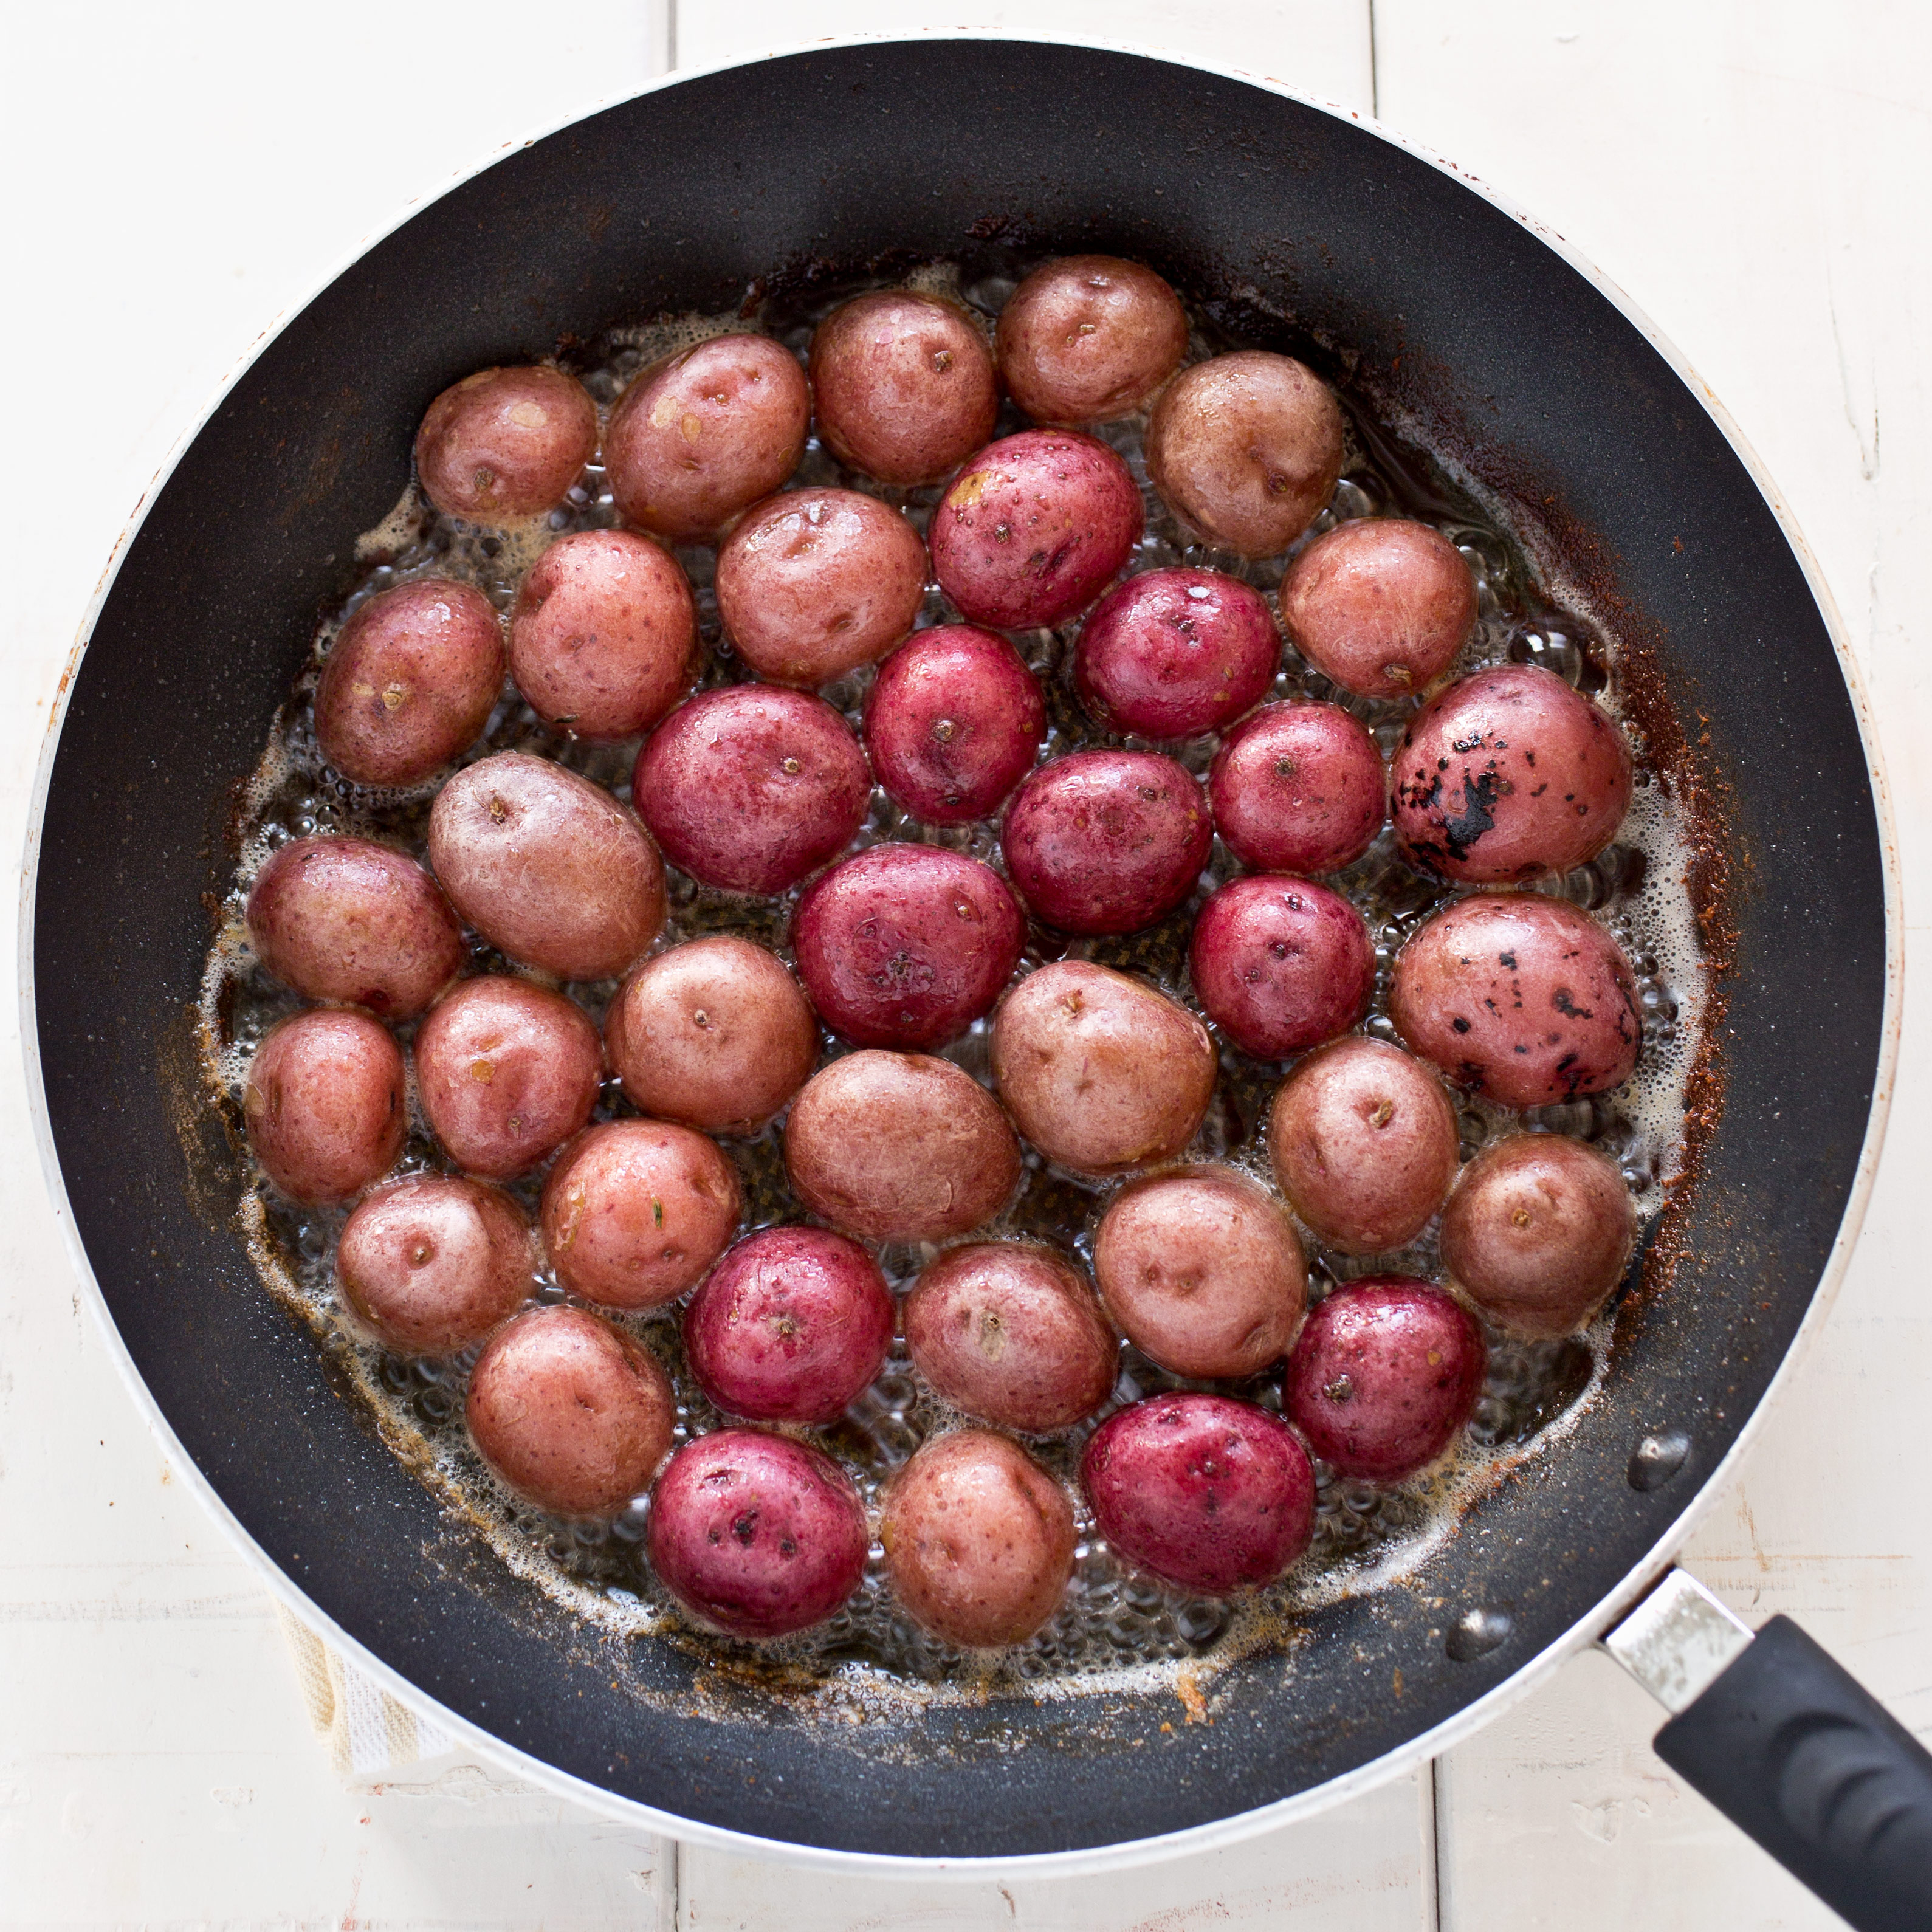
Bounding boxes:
244 1008 405 1205
414 365 599 523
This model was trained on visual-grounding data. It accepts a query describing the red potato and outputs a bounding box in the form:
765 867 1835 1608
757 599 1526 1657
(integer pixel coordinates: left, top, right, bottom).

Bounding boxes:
1188 876 1375 1059
604 334 810 543
929 431 1144 630
1389 893 1641 1109
314 578 504 789
246 836 462 1020
244 1008 405 1205
995 256 1189 425
647 1429 868 1639
1282 1277 1487 1483
631 687 870 895
1208 703 1385 877
1082 1394 1315 1595
791 845 1024 1050
414 365 599 523
1001 750 1212 936
506 529 696 740
715 489 927 687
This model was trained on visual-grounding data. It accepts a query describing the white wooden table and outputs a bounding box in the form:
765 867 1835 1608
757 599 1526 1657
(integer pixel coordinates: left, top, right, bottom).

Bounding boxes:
4 4 1927 1924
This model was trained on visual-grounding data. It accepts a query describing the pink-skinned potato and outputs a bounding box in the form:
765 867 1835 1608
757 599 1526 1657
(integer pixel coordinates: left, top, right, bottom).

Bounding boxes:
414 364 598 523
1207 702 1385 877
995 256 1188 425
244 1008 405 1205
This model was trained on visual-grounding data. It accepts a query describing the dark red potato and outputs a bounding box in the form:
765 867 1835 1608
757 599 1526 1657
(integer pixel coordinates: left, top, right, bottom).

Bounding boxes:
246 836 462 1020
995 256 1189 425
604 334 810 543
427 752 665 981
1278 519 1476 698
929 431 1144 629
467 1305 674 1518
808 292 998 486
1389 893 1642 1109
1208 703 1385 876
1082 1394 1316 1595
791 844 1024 1050
647 1429 868 1639
902 1243 1118 1434
864 626 1045 825
1440 1133 1637 1338
1282 1277 1487 1483
1189 876 1375 1059
336 1175 534 1356
314 579 503 789
604 938 817 1135
244 1009 405 1205
682 1226 893 1423
414 976 602 1181
715 489 927 687
1146 352 1344 557
1391 664 1635 882
540 1119 742 1313
631 687 870 895
507 529 696 740
1002 750 1211 935
414 365 599 523
881 1430 1076 1648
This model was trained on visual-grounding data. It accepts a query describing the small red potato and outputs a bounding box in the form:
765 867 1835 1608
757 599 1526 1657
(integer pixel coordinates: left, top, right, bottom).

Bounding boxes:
1391 664 1634 882
1278 519 1476 698
1389 893 1642 1109
791 844 1024 1050
414 365 599 523
1188 876 1375 1059
427 752 665 981
991 960 1215 1176
1082 1394 1316 1595
336 1175 534 1356
715 489 927 687
507 529 696 740
882 1429 1076 1648
631 687 870 895
682 1226 894 1423
1208 702 1385 877
647 1429 868 1639
604 938 817 1135
864 625 1046 825
995 255 1189 425
902 1242 1117 1434
1282 1277 1487 1483
1268 1037 1459 1254
929 431 1144 629
315 578 504 789
808 291 998 486
605 334 810 543
244 1008 406 1205
1440 1132 1637 1338
784 1051 1020 1244
1146 352 1344 557
246 835 462 1019
414 976 602 1181
1002 749 1211 935
467 1305 674 1518
540 1119 742 1313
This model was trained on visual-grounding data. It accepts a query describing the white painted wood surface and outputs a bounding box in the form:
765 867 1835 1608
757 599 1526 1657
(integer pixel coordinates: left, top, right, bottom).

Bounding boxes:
3 4 1927 1925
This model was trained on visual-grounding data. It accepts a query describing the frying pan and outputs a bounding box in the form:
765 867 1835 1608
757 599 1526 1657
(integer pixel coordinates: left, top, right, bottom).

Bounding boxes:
21 33 1927 1920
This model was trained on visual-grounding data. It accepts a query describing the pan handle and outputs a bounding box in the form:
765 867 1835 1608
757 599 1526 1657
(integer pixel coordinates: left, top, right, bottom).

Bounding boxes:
1602 1568 1932 1930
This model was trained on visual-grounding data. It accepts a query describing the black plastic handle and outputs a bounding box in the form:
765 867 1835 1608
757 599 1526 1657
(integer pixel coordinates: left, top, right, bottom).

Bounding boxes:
1654 1615 1932 1929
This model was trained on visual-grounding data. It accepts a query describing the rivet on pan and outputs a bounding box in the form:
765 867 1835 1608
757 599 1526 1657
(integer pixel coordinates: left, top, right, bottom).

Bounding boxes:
1627 1429 1691 1492
1445 1607 1514 1662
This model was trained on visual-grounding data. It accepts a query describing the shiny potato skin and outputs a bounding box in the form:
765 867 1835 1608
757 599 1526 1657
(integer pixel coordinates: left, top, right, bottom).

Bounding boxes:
1389 893 1641 1109
603 937 817 1136
995 255 1189 425
414 365 598 523
1440 1133 1636 1338
246 835 462 1020
466 1305 674 1519
1146 352 1344 557
1188 876 1375 1059
990 960 1215 1177
881 1429 1076 1648
244 1008 405 1205
314 578 504 788
1082 1394 1315 1595
604 334 810 543
1208 702 1385 877
784 1051 1020 1245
